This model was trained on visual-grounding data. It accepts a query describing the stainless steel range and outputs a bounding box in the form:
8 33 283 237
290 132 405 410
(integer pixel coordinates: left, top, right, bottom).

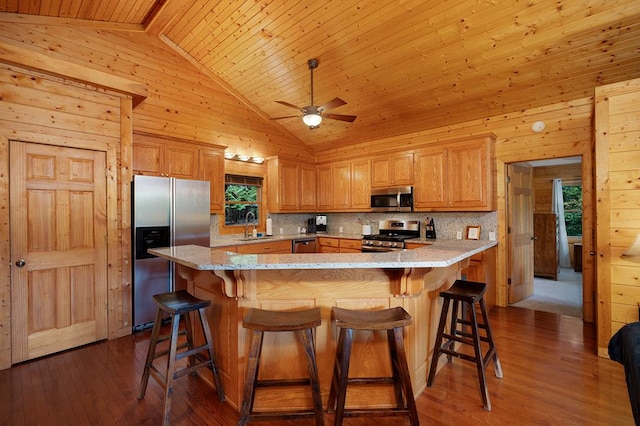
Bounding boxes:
361 220 420 252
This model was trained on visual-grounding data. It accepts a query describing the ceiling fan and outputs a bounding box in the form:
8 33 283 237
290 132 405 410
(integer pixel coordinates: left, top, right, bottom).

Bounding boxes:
271 59 357 129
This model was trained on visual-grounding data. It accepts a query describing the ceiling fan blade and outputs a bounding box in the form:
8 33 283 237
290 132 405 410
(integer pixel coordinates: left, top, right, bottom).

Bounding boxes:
324 113 357 123
275 100 302 110
270 115 299 120
319 97 347 111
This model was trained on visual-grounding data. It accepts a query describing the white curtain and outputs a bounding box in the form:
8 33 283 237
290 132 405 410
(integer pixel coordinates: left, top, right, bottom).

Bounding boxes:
552 179 571 268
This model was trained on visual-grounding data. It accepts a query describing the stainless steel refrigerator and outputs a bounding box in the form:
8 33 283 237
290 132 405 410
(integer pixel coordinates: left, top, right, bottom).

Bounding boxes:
132 175 210 330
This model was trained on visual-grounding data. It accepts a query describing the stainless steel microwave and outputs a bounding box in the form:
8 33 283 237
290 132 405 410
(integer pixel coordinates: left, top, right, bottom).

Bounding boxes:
370 186 413 212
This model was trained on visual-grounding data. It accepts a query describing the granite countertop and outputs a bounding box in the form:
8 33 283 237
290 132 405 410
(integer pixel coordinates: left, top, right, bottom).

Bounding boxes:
150 239 497 271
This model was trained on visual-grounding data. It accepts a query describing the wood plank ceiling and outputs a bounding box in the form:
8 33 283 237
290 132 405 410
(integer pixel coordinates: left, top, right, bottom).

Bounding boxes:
1 0 640 153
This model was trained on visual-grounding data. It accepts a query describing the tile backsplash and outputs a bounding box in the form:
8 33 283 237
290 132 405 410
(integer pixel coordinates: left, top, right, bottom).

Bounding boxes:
211 211 497 241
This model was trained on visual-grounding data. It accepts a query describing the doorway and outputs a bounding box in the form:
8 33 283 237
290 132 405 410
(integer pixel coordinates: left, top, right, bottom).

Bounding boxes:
507 156 586 319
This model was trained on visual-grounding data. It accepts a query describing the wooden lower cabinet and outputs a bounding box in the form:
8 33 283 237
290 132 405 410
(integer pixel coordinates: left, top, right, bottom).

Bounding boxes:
318 237 361 253
463 253 485 282
460 247 497 311
339 238 362 253
235 240 291 254
317 237 340 253
405 242 432 250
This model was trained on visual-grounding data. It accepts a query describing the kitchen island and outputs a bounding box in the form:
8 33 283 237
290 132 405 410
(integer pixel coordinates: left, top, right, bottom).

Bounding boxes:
149 240 497 412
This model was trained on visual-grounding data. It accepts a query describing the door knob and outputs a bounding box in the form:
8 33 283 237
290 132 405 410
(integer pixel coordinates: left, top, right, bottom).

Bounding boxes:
15 259 26 267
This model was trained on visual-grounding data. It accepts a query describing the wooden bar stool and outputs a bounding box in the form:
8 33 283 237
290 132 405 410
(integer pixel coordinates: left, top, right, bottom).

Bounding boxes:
327 306 419 426
239 307 324 426
427 279 503 411
138 290 225 426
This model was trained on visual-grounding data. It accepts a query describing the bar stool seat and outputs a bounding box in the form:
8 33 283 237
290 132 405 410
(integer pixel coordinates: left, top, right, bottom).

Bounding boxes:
239 307 324 426
427 279 503 411
327 306 419 426
138 290 225 426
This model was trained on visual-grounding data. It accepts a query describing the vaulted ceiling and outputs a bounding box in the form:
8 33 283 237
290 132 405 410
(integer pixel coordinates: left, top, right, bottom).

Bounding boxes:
1 0 640 153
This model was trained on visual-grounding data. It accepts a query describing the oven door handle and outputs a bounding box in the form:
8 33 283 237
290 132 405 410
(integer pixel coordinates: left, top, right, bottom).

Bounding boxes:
361 247 402 253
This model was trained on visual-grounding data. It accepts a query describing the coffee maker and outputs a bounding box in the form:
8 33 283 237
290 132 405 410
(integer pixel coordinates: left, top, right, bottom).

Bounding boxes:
315 214 327 233
307 214 327 234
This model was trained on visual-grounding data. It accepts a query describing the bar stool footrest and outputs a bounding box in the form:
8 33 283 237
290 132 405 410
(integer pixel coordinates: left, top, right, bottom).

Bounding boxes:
346 377 396 386
255 378 312 387
248 411 320 421
150 341 189 360
343 408 413 418
173 360 212 380
174 344 210 362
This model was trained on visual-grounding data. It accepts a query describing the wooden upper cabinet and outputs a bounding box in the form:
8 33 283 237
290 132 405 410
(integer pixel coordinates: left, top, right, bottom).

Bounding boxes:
414 135 495 211
199 148 225 214
133 132 226 213
132 137 164 175
267 157 316 213
332 161 351 210
132 133 198 179
299 164 317 211
448 140 490 208
351 159 371 209
316 165 333 211
166 144 199 179
414 147 447 209
371 153 414 187
317 159 370 211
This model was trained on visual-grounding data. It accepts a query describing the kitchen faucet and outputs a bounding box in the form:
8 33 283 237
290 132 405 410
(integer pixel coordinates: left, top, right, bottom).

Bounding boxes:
244 211 256 238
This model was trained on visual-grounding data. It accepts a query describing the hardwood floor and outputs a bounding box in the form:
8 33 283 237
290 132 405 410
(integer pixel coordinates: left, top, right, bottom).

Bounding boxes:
0 307 634 425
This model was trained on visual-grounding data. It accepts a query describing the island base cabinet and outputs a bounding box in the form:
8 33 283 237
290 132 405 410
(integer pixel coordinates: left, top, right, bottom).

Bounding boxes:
181 263 463 412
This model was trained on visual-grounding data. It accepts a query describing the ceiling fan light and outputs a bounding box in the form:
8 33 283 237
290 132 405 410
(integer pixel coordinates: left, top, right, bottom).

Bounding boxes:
302 113 322 127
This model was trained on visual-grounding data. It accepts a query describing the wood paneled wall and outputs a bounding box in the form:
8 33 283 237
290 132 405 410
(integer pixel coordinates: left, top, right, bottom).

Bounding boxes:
0 64 128 369
0 22 313 163
595 78 640 356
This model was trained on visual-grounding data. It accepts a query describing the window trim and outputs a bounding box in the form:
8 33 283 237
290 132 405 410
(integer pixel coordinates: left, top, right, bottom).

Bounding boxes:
221 173 265 235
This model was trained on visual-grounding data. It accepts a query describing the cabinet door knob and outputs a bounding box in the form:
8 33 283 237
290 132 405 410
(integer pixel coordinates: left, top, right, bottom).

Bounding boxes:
15 259 26 267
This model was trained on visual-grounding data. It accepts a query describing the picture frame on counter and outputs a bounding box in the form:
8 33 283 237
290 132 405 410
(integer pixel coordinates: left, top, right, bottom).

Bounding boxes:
466 225 481 240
